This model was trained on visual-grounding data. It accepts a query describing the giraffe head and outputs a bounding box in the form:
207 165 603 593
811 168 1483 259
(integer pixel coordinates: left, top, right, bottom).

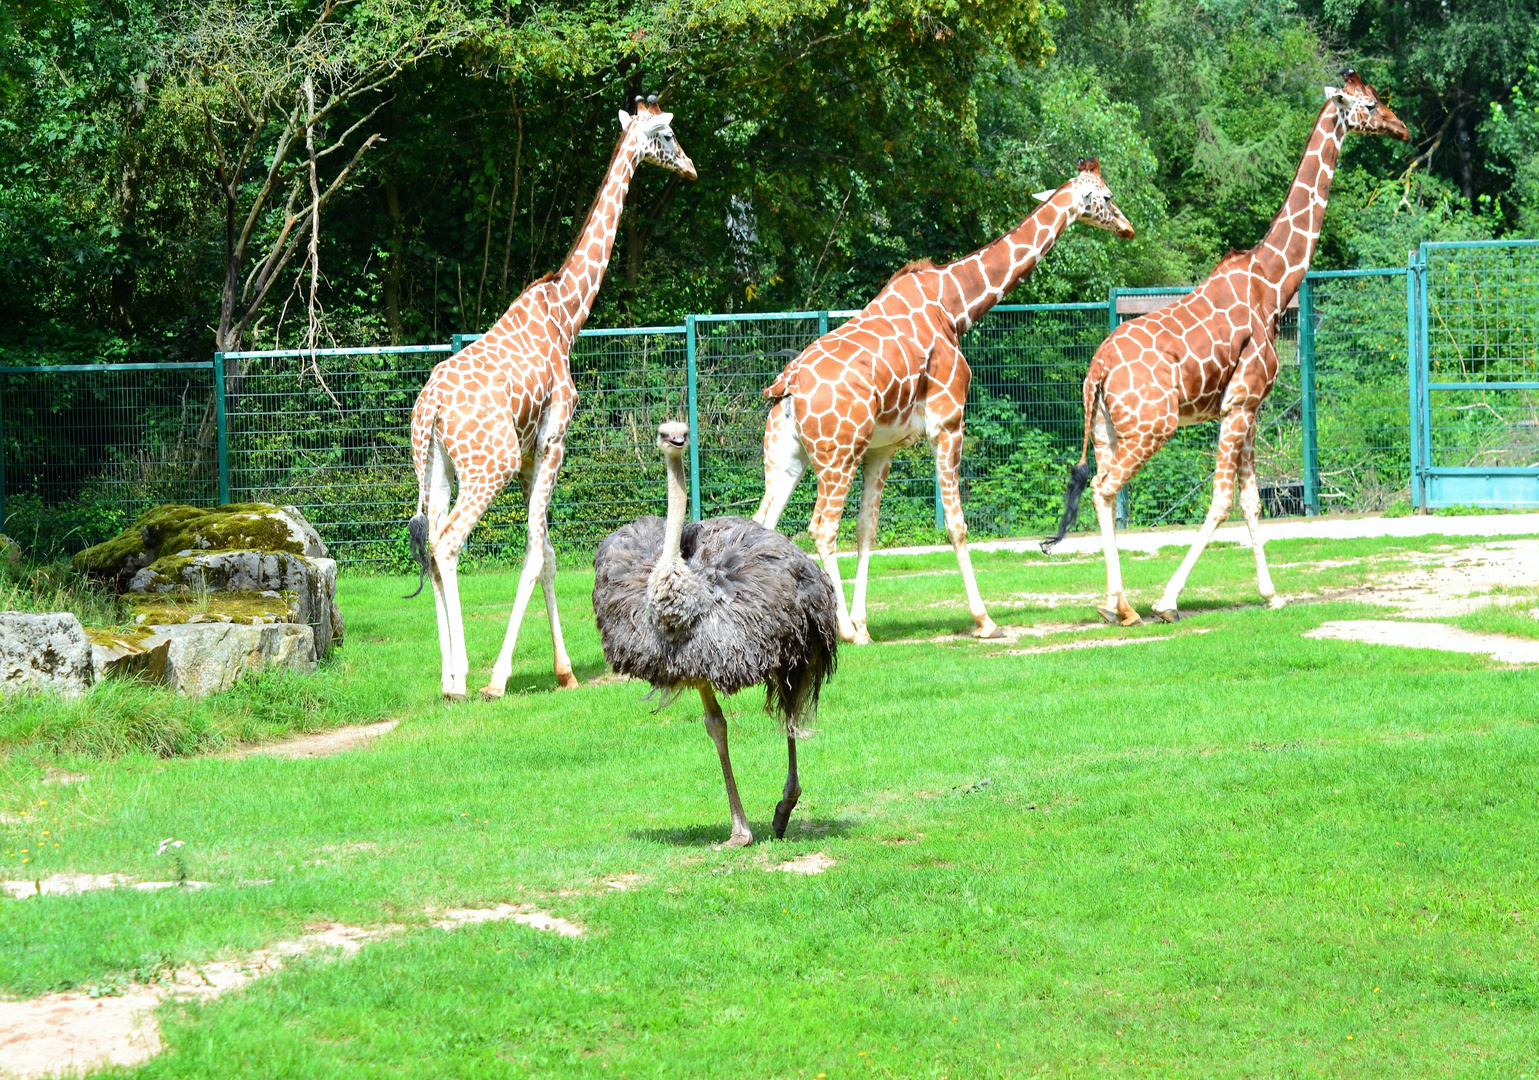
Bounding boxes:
619 95 698 180
1325 70 1408 140
1033 158 1135 239
657 421 690 458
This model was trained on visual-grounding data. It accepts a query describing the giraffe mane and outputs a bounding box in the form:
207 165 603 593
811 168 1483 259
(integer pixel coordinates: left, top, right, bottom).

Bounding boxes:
884 258 938 286
550 129 631 277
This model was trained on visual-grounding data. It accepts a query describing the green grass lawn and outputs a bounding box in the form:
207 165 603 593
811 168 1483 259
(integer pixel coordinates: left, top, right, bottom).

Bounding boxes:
2 534 1538 1077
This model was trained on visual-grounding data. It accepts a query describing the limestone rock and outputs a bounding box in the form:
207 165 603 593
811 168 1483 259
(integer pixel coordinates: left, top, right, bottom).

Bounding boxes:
140 623 316 698
91 638 171 685
128 552 339 656
73 504 329 588
0 612 94 697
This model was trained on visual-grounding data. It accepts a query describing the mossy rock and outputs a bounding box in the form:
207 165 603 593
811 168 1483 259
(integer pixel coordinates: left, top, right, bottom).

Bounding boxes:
126 589 296 629
72 504 327 588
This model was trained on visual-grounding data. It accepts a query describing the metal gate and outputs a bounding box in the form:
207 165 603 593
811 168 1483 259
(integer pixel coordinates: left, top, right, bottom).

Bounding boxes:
1410 239 1539 509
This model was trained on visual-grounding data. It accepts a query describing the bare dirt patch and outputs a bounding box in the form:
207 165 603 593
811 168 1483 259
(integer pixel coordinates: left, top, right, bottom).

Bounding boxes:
0 900 582 1078
1303 620 1539 664
1 874 212 900
239 720 398 760
770 851 836 875
0 922 393 1079
431 903 586 937
1321 540 1539 618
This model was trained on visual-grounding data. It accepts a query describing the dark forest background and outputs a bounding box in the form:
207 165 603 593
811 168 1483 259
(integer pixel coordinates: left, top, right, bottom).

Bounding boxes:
2 0 1535 365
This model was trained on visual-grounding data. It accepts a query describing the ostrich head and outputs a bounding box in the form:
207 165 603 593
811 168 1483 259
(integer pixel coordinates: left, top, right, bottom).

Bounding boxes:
657 422 689 457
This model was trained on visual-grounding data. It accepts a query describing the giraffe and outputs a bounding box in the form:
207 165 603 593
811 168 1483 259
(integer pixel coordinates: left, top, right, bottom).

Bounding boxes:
755 160 1136 644
1041 72 1407 625
407 96 696 701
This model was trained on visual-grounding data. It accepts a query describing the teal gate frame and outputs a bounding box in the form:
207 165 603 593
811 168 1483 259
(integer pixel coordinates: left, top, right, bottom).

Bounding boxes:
1409 238 1539 509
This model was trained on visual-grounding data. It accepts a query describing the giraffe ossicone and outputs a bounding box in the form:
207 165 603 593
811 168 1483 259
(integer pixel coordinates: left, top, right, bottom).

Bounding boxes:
1042 74 1407 626
755 160 1136 644
406 94 696 700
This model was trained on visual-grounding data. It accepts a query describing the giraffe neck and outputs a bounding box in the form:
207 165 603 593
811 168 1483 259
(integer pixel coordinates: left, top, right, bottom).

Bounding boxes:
938 194 1077 334
549 136 642 341
1252 100 1345 309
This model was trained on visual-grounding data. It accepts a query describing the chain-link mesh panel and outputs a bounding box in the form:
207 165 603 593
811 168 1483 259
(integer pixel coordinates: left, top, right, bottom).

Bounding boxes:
1423 242 1539 472
225 336 689 566
1309 271 1412 510
959 304 1108 536
0 363 220 555
225 347 446 566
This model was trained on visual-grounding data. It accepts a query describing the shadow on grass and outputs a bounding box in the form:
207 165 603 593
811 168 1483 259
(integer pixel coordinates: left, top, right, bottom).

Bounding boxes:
631 817 857 847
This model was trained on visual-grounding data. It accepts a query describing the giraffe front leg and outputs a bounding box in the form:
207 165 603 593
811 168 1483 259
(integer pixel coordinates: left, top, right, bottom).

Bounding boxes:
1153 409 1251 621
754 397 809 530
848 446 897 645
809 463 859 644
1236 426 1284 610
930 428 998 638
483 440 566 699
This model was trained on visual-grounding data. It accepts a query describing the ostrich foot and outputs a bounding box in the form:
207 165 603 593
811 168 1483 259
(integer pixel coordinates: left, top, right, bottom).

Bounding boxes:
714 829 753 850
555 670 580 689
1151 606 1179 624
1267 595 1287 611
773 791 801 840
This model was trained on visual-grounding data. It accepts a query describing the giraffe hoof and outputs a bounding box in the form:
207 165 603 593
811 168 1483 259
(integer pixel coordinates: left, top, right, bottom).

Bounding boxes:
443 692 468 704
555 671 580 690
1119 612 1144 627
1096 606 1119 625
478 686 504 702
714 832 753 850
1267 595 1287 611
973 619 1002 639
852 627 872 646
1151 607 1179 624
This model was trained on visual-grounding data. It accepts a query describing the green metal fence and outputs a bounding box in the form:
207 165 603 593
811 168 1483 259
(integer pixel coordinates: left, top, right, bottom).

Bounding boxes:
0 262 1457 565
1411 239 1539 508
0 361 224 554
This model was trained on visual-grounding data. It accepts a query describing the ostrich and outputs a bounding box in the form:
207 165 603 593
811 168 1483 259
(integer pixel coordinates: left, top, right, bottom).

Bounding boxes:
593 422 839 847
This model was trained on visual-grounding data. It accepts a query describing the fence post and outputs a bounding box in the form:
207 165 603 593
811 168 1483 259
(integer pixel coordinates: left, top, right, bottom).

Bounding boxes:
1108 288 1128 528
1404 251 1423 510
818 309 829 337
0 381 6 533
213 353 230 505
1297 279 1320 515
685 315 701 521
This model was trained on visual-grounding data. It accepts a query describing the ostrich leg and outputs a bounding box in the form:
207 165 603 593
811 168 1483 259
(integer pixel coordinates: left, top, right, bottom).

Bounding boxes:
700 685 752 847
772 736 800 839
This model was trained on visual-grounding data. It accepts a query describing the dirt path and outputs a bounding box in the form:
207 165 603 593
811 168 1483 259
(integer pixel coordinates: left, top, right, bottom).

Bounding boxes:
1305 620 1539 664
0 903 581 1079
237 720 399 760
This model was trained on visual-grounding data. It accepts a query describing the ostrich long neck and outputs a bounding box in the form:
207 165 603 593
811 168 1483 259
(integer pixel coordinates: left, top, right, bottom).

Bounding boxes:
659 452 688 567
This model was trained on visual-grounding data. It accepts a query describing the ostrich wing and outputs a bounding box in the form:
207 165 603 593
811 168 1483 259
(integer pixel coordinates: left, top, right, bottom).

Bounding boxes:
593 516 838 727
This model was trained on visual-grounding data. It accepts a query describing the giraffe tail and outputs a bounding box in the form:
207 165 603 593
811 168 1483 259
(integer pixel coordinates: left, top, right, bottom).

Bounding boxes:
404 512 430 599
1040 368 1101 553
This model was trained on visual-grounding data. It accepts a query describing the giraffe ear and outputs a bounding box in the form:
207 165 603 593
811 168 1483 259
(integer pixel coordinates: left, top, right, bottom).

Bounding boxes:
1032 189 1057 203
618 110 633 130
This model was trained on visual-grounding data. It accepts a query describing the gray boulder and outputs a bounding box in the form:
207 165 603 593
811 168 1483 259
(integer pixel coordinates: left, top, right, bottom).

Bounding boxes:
0 612 94 697
140 623 316 698
129 552 339 656
92 637 171 685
